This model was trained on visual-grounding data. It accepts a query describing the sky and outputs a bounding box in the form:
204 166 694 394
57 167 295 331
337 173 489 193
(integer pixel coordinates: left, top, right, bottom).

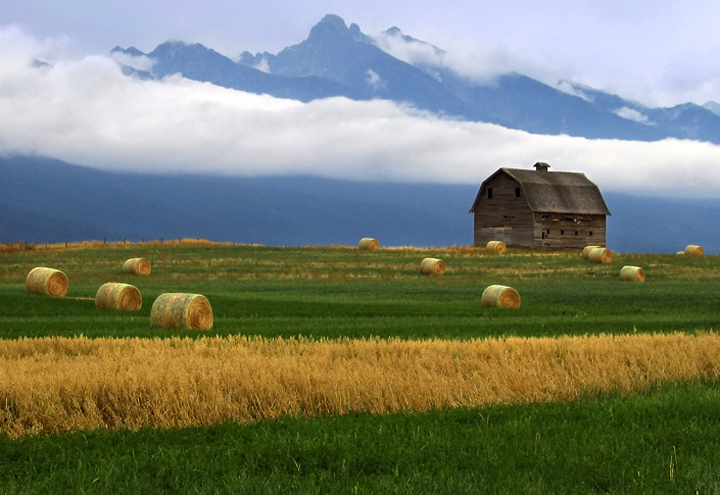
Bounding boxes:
2 0 720 198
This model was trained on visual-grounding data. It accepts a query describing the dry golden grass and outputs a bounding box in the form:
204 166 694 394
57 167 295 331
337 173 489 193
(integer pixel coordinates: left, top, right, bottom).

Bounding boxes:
1 332 719 437
0 238 241 254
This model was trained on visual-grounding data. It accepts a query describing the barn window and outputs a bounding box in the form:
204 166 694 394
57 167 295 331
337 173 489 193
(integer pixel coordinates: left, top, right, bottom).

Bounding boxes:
590 231 593 236
575 231 579 235
561 230 565 235
487 188 493 199
515 187 521 198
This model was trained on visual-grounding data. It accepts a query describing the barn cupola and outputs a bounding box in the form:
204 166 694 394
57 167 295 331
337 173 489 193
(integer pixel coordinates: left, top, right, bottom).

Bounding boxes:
533 162 550 172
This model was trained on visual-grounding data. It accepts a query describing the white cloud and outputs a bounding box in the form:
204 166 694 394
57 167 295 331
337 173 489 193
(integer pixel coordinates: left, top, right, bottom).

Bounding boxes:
252 57 271 74
2 26 720 199
613 106 652 124
108 50 154 72
365 69 383 90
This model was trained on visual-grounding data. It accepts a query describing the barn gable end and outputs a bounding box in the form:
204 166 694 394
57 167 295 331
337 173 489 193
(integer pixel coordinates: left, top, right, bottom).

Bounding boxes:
469 162 610 248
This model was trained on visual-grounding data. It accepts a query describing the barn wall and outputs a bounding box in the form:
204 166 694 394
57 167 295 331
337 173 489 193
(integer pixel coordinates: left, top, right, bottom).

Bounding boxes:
532 213 606 248
473 174 534 246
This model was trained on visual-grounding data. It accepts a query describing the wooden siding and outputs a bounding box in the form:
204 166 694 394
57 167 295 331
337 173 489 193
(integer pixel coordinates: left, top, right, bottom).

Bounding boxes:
532 213 606 248
473 174 534 246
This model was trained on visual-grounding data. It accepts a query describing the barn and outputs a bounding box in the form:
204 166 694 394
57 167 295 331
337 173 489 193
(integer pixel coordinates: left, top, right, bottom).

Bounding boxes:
469 162 611 248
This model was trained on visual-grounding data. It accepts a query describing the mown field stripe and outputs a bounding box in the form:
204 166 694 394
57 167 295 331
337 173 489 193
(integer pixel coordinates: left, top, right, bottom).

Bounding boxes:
2 332 719 437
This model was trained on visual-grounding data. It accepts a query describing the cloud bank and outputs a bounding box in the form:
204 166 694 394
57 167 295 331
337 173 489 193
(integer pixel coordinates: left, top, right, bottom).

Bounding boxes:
2 26 720 199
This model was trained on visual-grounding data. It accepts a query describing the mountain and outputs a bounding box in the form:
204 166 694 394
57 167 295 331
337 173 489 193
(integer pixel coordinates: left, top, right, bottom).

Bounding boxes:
2 155 720 254
0 155 474 247
113 14 720 144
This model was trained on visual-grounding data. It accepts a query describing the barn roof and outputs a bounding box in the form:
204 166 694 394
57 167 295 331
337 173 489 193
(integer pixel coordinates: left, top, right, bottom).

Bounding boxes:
469 167 611 215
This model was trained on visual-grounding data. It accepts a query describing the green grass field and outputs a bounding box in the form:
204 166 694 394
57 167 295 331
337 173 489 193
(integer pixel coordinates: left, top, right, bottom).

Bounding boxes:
1 242 720 493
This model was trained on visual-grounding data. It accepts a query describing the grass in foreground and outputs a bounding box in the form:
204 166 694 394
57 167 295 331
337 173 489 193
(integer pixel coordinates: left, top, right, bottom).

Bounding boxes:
2 379 720 494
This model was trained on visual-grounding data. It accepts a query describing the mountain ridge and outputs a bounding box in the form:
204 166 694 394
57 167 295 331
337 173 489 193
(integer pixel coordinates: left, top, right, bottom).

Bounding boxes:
113 14 720 144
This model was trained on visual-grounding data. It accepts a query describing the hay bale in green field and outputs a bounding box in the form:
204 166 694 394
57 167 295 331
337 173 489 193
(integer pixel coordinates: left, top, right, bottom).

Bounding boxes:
358 238 379 250
620 266 645 282
420 257 446 275
150 293 213 330
26 267 68 297
486 241 507 253
123 257 151 275
684 245 704 256
482 285 521 308
95 282 142 311
588 247 612 264
581 245 601 259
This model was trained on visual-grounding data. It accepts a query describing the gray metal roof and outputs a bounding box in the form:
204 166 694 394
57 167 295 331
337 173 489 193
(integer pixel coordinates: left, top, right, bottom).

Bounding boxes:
470 167 611 215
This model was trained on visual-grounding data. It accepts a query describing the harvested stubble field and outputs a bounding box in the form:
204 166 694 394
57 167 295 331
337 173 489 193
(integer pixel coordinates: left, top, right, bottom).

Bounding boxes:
2 241 720 494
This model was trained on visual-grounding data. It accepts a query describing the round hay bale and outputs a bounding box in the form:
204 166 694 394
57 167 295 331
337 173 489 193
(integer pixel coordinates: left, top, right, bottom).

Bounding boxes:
620 266 645 282
123 257 151 275
481 285 521 308
420 257 446 275
358 238 379 250
581 245 601 259
150 293 213 330
486 241 507 253
95 282 142 311
588 247 612 264
26 267 68 297
684 245 704 256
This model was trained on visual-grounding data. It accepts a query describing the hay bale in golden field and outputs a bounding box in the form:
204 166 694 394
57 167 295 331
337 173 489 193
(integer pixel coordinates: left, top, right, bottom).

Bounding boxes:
26 267 68 297
620 266 645 282
482 285 521 308
420 257 446 275
581 245 601 259
486 240 507 253
588 247 612 264
95 283 142 311
123 257 151 275
358 238 379 250
150 293 213 330
685 245 704 256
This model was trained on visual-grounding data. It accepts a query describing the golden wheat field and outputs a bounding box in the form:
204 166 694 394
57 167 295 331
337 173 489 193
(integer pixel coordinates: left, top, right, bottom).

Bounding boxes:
1 332 719 438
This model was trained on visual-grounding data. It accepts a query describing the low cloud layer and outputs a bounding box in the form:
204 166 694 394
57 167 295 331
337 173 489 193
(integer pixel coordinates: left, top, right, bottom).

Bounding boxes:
2 26 720 199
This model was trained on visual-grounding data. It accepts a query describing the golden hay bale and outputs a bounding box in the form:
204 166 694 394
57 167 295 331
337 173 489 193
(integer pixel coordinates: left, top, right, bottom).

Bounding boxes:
684 245 704 256
486 241 507 253
420 257 446 275
358 238 380 250
95 283 142 311
581 245 601 259
620 266 645 282
123 257 151 275
150 293 213 330
588 247 612 264
26 267 68 297
481 285 521 308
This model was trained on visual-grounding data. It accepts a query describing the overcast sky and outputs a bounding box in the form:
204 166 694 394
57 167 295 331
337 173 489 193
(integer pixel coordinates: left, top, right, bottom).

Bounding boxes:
2 0 720 198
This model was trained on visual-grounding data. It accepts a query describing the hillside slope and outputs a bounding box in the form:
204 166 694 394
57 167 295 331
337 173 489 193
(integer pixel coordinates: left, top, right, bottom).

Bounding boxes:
1 155 719 253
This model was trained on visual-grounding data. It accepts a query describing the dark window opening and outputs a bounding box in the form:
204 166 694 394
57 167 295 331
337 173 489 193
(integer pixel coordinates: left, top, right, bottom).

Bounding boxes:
561 230 565 235
487 188 493 199
515 187 521 198
589 231 593 236
575 231 579 235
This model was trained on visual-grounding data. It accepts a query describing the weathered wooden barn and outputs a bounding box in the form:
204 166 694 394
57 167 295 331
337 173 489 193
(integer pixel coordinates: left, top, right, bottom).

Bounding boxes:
469 162 611 248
